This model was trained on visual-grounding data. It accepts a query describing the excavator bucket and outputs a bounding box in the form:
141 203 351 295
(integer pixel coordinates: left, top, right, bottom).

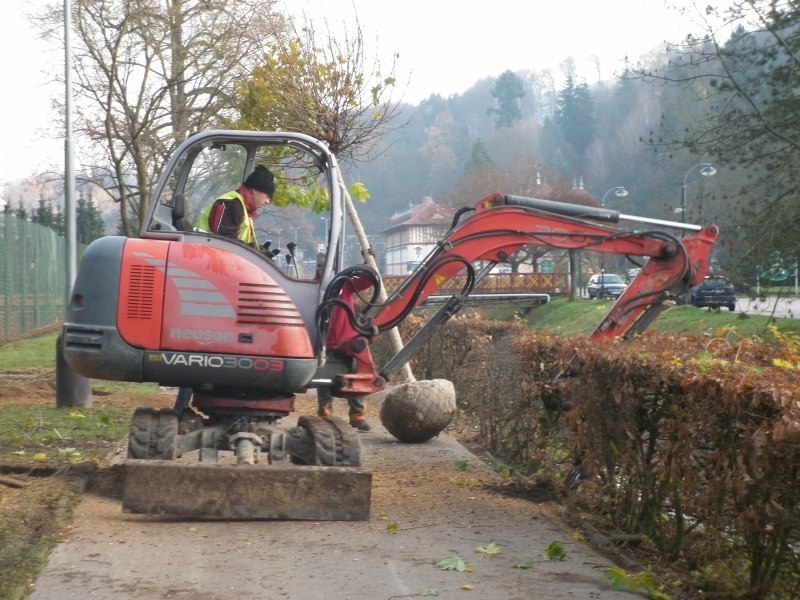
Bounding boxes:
123 460 372 520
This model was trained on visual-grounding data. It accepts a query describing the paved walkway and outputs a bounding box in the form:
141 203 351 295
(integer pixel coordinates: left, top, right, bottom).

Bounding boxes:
31 392 626 600
738 295 800 319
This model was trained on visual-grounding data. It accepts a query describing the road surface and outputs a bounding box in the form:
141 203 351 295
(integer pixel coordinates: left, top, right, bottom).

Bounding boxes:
31 393 629 600
738 295 800 319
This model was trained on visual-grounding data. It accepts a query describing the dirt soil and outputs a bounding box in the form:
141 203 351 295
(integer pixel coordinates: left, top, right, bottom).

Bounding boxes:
1 371 648 600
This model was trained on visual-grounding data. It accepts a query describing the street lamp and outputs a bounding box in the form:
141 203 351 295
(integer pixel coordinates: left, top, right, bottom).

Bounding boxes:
679 163 716 223
597 187 628 294
601 186 628 207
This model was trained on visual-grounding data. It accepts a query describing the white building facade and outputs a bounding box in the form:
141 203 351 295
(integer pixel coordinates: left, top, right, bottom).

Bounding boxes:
382 197 456 275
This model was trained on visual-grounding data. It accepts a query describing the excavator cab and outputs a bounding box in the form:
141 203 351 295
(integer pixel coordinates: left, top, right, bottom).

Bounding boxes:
63 132 374 520
145 131 343 281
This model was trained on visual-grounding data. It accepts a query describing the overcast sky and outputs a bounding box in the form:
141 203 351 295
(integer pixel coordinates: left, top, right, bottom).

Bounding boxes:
0 0 720 185
292 0 713 104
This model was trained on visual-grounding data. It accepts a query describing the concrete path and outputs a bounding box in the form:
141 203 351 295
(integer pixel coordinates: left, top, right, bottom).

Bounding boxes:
31 395 629 600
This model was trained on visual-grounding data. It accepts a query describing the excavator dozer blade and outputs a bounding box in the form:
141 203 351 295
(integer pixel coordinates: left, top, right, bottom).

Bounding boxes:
122 460 372 520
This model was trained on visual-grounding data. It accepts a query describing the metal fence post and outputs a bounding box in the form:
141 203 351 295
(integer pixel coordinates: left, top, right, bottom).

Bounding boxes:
55 331 92 407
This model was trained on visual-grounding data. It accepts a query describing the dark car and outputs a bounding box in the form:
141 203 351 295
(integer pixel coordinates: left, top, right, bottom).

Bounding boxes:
691 275 737 311
587 273 627 299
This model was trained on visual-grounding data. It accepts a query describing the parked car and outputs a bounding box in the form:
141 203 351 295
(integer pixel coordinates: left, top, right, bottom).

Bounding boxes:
690 275 737 311
626 267 641 283
587 273 627 299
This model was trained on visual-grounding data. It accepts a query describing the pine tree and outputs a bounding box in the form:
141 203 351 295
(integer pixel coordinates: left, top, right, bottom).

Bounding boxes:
556 75 595 167
84 192 106 242
464 139 494 173
75 189 105 243
488 70 525 128
36 193 54 228
556 75 596 172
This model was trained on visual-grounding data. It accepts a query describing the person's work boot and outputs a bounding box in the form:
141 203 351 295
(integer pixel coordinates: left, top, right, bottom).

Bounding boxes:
350 419 371 431
318 404 332 418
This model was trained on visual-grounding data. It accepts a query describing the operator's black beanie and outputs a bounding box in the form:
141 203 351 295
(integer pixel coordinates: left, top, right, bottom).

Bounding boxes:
244 165 275 196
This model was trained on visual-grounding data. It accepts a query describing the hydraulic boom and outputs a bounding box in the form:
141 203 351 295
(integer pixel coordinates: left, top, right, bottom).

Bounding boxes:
318 192 718 392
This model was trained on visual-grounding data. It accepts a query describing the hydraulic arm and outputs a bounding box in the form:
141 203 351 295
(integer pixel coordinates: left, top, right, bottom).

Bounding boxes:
321 192 718 391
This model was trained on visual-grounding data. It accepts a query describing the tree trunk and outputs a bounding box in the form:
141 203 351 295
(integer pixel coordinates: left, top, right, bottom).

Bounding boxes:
568 249 578 301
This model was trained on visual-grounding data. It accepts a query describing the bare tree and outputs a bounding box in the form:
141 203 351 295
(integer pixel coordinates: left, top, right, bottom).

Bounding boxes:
37 0 283 235
625 1 800 277
233 15 408 164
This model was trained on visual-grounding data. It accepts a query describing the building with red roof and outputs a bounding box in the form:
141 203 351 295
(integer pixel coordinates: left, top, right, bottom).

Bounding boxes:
382 197 456 275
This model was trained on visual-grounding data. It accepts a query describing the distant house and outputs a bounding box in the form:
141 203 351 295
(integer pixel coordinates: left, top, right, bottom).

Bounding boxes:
382 197 456 275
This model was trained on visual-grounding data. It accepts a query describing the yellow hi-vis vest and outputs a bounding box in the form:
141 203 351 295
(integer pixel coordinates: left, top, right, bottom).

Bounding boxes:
196 190 258 249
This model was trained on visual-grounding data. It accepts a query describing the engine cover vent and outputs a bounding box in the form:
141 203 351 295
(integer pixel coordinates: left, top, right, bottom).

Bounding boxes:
126 264 157 320
237 282 304 326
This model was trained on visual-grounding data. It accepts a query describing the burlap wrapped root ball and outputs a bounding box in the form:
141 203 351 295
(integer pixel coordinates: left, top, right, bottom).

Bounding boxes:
380 379 456 443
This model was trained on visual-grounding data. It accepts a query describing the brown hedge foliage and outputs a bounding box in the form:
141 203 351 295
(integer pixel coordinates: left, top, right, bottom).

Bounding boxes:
391 314 800 599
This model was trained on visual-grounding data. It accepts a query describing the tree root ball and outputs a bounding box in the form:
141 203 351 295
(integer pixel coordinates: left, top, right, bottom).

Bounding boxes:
379 379 456 443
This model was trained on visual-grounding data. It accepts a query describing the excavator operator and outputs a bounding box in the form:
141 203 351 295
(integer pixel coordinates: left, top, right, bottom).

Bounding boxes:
195 164 275 249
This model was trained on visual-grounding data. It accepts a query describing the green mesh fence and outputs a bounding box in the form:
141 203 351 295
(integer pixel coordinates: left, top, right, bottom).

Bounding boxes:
1 214 67 342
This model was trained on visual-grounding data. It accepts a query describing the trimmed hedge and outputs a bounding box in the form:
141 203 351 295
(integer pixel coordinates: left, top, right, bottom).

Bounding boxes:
393 314 800 599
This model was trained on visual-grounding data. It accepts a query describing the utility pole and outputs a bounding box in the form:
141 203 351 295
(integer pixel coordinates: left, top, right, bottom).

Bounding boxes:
56 0 92 407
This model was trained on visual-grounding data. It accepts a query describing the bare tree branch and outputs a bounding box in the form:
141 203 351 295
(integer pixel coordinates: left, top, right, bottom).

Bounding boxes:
36 0 283 234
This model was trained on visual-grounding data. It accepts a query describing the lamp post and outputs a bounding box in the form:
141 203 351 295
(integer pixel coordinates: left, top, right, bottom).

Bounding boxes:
601 186 628 207
596 187 628 297
55 0 93 408
679 163 716 223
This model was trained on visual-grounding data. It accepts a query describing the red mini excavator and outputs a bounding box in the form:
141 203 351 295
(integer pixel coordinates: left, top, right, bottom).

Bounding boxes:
62 130 719 520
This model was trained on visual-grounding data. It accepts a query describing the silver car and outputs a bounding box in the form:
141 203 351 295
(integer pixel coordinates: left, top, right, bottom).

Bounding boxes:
587 273 627 299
